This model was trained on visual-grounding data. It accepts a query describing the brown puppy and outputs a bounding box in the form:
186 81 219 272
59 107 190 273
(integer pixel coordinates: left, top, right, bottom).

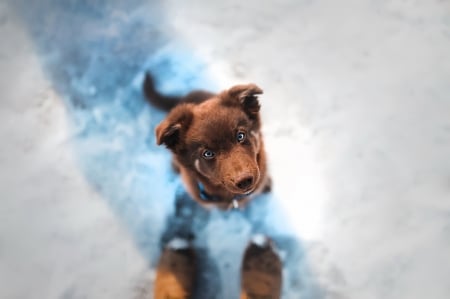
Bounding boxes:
143 73 271 209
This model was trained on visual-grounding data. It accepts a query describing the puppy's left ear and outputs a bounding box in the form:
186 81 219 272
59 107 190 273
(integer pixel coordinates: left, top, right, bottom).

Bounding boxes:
228 84 263 117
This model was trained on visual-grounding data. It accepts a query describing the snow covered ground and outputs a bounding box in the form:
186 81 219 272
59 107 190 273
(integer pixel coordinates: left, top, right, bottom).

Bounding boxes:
1 0 450 298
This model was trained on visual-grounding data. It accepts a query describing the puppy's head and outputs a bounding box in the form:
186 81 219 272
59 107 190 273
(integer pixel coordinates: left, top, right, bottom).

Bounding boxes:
156 84 264 195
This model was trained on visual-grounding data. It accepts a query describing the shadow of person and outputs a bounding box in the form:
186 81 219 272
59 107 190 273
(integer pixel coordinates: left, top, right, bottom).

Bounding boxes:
12 1 323 298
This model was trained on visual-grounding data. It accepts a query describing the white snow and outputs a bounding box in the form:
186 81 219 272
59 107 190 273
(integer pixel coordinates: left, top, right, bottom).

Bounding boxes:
167 237 190 250
1 0 450 299
251 234 269 247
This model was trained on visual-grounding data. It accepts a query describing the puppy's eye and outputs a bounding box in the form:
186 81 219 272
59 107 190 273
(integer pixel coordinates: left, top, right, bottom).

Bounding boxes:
202 149 215 159
236 131 246 142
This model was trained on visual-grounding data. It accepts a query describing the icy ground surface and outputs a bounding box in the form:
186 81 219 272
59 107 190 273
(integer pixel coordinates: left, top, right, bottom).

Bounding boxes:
1 0 450 298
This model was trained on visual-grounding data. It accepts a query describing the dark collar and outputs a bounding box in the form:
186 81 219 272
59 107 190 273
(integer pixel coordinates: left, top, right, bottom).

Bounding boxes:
198 181 221 202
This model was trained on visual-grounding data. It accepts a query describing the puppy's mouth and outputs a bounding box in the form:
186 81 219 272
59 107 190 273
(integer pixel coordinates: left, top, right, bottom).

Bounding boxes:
226 186 256 197
233 185 256 195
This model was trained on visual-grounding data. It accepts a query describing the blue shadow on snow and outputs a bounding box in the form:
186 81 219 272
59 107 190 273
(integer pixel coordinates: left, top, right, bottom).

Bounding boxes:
12 1 323 298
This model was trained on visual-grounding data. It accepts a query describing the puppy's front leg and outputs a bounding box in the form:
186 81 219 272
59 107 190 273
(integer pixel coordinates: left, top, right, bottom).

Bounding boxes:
240 236 282 299
154 238 196 299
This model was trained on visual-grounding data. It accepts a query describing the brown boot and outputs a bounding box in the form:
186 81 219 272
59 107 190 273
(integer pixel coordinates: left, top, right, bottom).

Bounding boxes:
240 235 282 299
154 238 196 299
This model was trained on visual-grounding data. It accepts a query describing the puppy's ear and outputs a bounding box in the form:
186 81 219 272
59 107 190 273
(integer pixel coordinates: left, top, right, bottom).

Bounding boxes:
155 104 193 150
228 84 263 117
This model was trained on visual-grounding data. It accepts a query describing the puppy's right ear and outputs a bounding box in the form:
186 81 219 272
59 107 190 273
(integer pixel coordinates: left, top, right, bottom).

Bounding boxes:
155 104 193 150
227 84 263 119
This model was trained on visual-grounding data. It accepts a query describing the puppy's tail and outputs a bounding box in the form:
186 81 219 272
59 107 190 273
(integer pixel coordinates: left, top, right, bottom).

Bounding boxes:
142 72 180 111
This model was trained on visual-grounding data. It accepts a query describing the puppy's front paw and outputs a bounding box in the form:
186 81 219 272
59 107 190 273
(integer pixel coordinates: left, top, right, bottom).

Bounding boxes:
154 238 196 299
240 235 282 299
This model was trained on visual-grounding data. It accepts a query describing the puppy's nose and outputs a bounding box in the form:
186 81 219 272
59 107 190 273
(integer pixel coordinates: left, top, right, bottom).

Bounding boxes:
236 175 254 191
